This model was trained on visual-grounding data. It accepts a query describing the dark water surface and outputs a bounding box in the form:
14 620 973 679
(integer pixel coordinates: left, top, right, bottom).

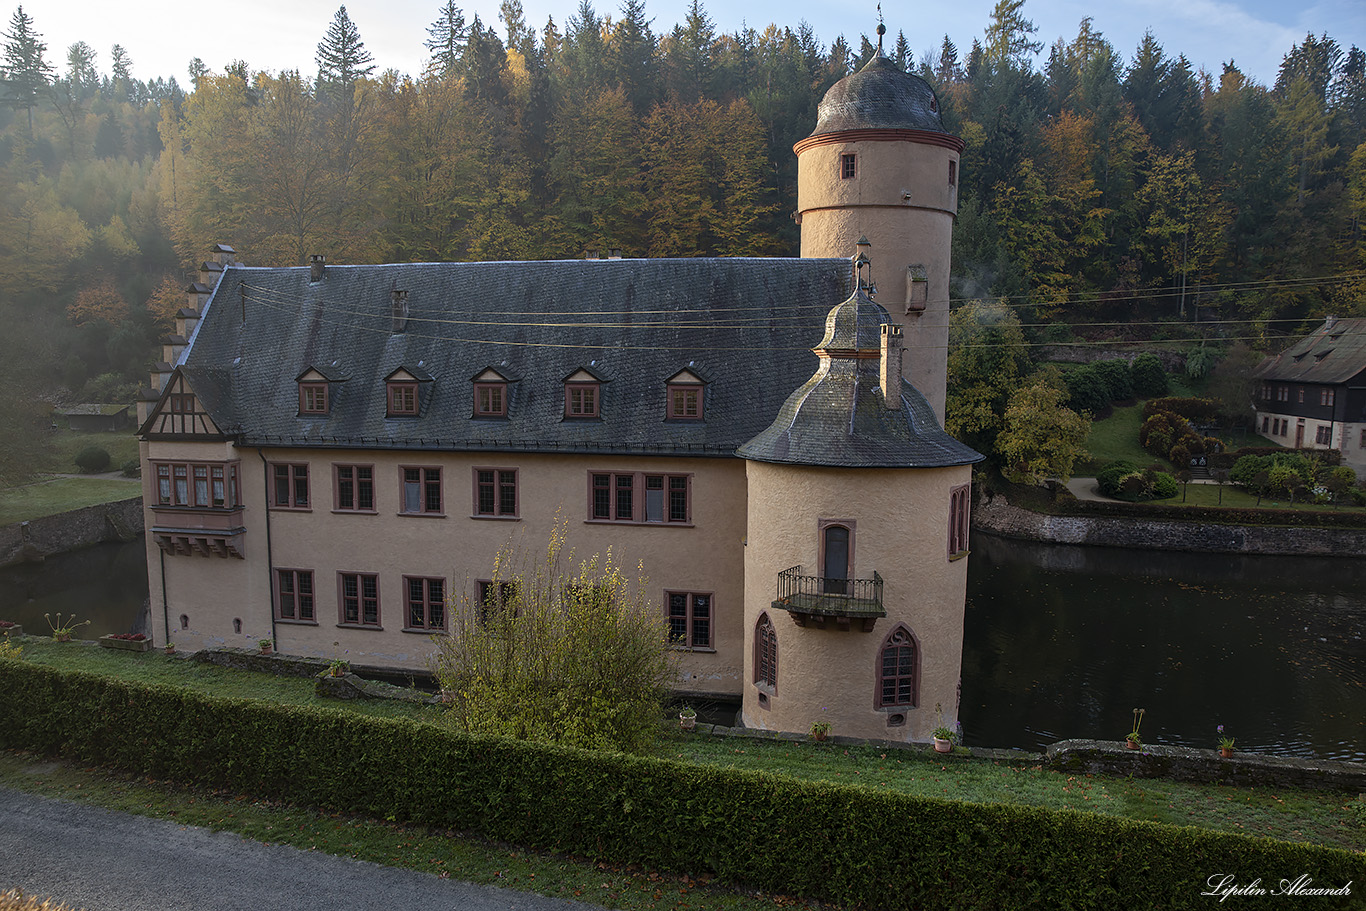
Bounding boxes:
2 536 1362 761
962 533 1366 761
0 540 148 640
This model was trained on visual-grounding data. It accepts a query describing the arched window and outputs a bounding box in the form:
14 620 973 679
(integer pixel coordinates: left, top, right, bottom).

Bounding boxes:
877 626 917 708
754 612 777 690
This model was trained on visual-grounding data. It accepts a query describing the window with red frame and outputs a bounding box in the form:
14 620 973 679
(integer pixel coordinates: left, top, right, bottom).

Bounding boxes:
590 472 689 523
339 572 380 627
840 153 856 179
299 383 328 414
477 580 518 622
405 576 445 630
755 613 777 689
877 627 917 707
271 463 310 509
334 465 374 511
667 591 711 648
474 468 517 517
1321 389 1335 406
387 382 418 416
400 467 441 514
276 569 315 622
667 384 703 420
474 382 507 417
565 383 599 418
154 461 240 509
168 393 194 413
948 484 970 557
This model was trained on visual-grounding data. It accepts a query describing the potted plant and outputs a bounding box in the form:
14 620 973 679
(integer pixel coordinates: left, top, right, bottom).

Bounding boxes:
258 637 274 654
99 632 152 652
679 705 697 732
932 726 956 753
1217 724 1235 758
44 612 90 643
1126 707 1145 750
810 720 831 742
327 658 350 678
0 620 21 639
165 639 177 655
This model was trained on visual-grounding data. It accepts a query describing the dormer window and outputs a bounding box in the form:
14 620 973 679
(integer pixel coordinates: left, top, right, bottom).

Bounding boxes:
388 382 418 416
295 366 344 417
564 368 603 419
384 366 432 418
665 368 706 421
471 367 511 418
299 383 328 415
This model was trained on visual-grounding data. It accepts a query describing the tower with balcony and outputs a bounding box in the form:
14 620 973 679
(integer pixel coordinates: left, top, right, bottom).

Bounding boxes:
738 250 981 743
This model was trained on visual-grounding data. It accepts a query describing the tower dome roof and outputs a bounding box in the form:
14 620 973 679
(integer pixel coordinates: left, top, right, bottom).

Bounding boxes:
806 55 949 139
737 286 982 469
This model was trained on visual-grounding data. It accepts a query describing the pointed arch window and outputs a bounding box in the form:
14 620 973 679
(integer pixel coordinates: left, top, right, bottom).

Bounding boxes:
754 612 777 691
877 626 918 708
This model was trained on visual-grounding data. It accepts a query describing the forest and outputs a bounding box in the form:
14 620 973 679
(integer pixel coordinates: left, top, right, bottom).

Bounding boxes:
0 0 1364 483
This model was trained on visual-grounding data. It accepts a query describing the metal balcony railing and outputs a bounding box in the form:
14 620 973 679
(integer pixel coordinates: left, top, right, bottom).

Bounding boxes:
772 565 884 618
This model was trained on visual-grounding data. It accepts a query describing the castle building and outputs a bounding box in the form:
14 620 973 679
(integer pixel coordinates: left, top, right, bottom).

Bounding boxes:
137 51 982 742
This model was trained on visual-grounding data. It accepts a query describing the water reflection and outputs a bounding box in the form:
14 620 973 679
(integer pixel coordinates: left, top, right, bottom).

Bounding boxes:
0 540 148 639
962 533 1366 761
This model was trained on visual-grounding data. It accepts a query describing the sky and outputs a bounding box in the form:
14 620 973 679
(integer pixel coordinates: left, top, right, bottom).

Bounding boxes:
14 0 1366 91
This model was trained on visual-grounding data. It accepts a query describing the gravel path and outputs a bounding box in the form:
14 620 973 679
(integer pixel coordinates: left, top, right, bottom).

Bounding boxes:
0 787 600 911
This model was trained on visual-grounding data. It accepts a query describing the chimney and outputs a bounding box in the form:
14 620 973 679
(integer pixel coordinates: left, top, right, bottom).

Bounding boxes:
608 248 622 260
310 254 326 283
213 243 237 266
187 281 211 311
880 324 904 409
198 260 223 285
391 290 409 333
905 265 928 314
1325 314 1338 331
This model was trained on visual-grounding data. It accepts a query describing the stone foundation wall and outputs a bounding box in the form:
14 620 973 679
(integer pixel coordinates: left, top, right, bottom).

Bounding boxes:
973 495 1366 557
1044 740 1366 792
0 497 144 567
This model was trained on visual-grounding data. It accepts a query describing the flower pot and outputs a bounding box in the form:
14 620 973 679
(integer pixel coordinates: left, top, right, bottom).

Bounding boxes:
1219 747 1234 758
679 714 696 732
1126 737 1141 750
933 736 953 753
812 730 828 742
0 624 21 639
165 645 176 655
54 633 72 643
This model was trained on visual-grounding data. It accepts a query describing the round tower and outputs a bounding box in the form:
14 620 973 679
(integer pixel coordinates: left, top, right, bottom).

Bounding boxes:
737 255 982 743
795 51 962 421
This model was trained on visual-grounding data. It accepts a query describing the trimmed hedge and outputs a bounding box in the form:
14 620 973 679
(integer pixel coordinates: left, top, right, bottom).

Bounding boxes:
1057 498 1366 528
1 662 1362 908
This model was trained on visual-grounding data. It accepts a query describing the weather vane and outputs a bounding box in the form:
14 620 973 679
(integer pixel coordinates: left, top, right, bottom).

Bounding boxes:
876 4 886 55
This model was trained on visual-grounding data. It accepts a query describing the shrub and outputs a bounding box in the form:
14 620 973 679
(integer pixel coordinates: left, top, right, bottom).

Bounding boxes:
1092 359 1133 401
1150 472 1179 499
1142 398 1220 421
73 445 111 473
1062 365 1108 415
1130 353 1169 397
432 523 672 753
2 661 1360 911
120 458 140 478
1096 460 1137 497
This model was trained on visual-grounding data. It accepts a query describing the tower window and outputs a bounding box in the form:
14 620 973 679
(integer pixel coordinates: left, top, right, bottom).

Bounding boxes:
949 160 957 186
840 153 856 180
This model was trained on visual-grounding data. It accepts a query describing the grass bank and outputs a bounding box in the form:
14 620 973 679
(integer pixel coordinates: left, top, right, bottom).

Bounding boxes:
0 478 141 526
13 638 1365 854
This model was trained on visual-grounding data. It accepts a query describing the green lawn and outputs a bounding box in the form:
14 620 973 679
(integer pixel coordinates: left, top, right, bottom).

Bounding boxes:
42 428 140 474
11 638 1364 853
1078 402 1153 472
0 477 142 525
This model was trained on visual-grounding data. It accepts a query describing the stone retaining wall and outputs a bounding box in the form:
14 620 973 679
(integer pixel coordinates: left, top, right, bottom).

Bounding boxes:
1044 740 1366 792
974 495 1366 556
0 496 144 567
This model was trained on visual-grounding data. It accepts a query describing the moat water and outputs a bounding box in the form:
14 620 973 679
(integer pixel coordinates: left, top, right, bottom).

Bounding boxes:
1 535 1362 761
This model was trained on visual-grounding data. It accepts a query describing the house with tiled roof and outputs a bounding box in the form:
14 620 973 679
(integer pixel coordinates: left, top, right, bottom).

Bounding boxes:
136 49 983 744
1253 317 1366 473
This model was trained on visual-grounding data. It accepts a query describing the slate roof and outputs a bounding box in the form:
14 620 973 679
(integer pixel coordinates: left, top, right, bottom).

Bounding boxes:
806 55 950 139
1253 318 1366 385
738 290 982 468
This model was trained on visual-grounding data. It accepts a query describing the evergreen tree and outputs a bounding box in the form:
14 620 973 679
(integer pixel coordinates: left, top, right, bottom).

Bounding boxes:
1 6 53 133
983 0 1041 67
316 5 376 89
424 0 467 79
611 0 658 115
499 0 532 54
669 0 717 102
